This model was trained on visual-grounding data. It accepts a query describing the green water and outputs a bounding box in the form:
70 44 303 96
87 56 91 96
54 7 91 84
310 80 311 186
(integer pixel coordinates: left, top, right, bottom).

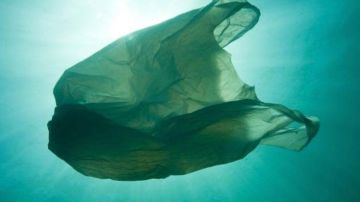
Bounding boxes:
1 0 359 201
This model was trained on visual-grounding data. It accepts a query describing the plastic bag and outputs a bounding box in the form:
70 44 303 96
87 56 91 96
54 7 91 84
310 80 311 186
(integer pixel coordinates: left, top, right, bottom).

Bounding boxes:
48 0 319 181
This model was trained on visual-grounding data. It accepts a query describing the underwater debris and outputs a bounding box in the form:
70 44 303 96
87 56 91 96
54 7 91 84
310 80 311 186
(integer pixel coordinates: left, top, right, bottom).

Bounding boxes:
48 0 319 181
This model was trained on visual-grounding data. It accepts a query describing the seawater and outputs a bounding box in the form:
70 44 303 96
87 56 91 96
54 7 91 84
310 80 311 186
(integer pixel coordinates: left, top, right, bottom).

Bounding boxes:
0 0 359 201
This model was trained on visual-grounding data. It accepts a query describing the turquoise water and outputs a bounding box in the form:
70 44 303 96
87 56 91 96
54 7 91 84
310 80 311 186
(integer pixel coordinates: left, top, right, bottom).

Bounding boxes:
1 0 359 201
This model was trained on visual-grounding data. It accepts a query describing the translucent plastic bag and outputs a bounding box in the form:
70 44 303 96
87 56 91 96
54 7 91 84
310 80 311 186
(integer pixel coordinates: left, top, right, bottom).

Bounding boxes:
48 0 319 181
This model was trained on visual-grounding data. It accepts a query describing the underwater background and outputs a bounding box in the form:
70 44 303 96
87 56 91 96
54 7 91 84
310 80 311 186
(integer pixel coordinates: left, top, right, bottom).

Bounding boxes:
0 0 359 201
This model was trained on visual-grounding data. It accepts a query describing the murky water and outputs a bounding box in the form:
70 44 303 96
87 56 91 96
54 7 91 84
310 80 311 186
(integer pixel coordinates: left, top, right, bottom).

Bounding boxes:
1 0 359 201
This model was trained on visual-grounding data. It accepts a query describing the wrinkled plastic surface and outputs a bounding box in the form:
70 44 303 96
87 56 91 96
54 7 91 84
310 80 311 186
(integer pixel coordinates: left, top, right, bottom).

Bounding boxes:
48 0 319 181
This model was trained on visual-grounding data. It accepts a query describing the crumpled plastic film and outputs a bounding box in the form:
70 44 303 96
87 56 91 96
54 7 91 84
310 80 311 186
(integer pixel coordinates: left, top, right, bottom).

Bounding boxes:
48 0 319 181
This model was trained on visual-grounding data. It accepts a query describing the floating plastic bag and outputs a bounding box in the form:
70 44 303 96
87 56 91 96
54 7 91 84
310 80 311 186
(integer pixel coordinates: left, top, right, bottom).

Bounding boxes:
48 0 319 181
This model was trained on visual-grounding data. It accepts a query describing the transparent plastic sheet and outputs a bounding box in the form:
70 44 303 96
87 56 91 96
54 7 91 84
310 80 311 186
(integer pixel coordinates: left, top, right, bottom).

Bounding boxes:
48 0 319 181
